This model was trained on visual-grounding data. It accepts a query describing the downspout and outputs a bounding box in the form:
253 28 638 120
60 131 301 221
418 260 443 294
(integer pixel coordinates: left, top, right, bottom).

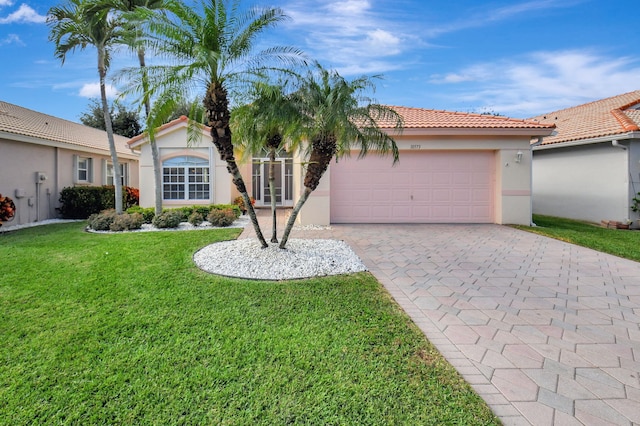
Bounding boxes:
529 145 536 227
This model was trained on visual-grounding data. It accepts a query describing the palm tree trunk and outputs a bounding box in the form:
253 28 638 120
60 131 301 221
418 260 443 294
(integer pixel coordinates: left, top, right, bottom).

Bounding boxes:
98 50 123 214
279 187 311 249
204 83 267 248
138 47 163 216
268 147 278 243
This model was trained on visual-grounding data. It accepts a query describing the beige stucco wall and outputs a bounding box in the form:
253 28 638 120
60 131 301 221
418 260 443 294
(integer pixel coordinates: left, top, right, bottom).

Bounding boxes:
533 142 629 223
293 134 535 226
1 137 139 226
135 125 232 209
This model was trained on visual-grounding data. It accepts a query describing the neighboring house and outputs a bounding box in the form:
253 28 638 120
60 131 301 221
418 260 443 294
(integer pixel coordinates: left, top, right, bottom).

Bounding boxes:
128 116 232 209
0 100 139 226
530 90 640 224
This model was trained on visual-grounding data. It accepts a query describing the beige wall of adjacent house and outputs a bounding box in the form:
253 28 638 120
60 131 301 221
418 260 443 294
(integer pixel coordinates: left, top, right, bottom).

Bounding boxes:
293 134 535 226
533 143 629 223
136 127 231 209
1 138 139 226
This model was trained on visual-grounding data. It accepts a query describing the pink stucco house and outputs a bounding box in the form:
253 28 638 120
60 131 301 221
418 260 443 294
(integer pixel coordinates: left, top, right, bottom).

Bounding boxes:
130 107 554 226
0 101 139 227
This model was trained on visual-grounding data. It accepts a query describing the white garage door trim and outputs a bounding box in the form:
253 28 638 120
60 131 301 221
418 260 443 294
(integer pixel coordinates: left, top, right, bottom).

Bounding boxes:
330 150 495 223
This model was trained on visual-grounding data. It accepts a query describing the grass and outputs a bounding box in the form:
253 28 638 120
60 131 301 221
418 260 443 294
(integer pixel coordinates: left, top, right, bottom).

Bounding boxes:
0 222 499 425
514 214 640 262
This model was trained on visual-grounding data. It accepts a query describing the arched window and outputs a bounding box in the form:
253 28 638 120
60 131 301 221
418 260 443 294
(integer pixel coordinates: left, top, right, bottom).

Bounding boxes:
162 156 210 200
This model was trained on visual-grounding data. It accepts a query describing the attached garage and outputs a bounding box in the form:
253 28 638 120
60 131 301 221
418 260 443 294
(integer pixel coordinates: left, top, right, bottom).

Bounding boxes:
331 151 495 223
293 106 556 226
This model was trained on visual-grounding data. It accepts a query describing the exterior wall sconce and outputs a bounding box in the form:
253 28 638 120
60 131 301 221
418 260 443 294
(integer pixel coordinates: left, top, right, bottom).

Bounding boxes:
515 151 523 163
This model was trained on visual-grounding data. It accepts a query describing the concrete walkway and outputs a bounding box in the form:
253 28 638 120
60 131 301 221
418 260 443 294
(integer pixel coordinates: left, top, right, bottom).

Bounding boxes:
241 210 640 425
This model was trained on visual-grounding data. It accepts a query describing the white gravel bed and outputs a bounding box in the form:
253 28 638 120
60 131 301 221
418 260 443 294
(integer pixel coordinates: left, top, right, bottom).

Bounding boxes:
193 238 367 280
86 216 250 233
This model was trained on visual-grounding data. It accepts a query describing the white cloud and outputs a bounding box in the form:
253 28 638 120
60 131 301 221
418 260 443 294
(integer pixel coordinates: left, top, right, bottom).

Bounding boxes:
79 83 119 99
432 50 640 117
0 0 14 7
282 0 416 75
0 4 47 24
0 33 22 45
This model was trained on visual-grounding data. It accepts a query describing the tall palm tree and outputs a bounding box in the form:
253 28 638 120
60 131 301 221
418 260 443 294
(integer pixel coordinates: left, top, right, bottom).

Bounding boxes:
279 64 403 248
48 0 128 213
102 0 169 216
129 0 305 248
231 81 302 243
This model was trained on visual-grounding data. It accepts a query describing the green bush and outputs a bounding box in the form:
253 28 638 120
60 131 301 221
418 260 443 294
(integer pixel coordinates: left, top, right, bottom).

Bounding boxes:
110 212 144 231
207 208 237 227
87 209 118 231
188 212 204 226
59 186 140 219
152 210 183 229
127 206 155 224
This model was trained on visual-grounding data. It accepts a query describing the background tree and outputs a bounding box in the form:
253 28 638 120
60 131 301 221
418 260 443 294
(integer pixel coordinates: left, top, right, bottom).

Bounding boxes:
48 0 127 213
279 64 403 248
80 99 142 138
126 0 306 248
232 81 302 243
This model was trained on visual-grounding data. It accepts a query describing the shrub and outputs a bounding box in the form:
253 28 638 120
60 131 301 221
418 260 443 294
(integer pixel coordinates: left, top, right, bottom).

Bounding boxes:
87 209 118 231
0 194 16 226
207 208 237 227
127 206 155 223
110 212 144 231
188 212 204 226
59 186 140 219
152 210 183 229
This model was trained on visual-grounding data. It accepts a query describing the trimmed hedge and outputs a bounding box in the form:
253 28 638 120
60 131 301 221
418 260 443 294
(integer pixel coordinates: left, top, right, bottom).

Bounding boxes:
59 186 140 219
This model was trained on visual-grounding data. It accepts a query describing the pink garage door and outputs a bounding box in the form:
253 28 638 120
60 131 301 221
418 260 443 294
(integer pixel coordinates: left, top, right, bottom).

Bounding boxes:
330 151 495 223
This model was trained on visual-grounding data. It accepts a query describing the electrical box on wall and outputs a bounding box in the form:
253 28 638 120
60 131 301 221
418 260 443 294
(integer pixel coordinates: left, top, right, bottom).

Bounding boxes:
36 172 47 183
15 188 26 199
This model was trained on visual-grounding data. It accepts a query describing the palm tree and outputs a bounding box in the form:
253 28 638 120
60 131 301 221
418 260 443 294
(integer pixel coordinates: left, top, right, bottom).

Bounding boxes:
48 0 127 213
279 64 404 248
102 0 169 216
231 81 302 243
128 0 305 248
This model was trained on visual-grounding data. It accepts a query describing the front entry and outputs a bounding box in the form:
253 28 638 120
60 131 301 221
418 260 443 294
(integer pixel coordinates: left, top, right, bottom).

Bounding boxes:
251 156 294 207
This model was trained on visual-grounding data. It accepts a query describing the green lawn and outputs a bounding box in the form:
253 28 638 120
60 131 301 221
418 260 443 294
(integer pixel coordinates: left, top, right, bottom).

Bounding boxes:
515 215 640 262
1 222 499 425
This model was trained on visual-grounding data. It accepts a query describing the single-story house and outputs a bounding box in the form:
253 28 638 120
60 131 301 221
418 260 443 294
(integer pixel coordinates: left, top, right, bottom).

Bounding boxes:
131 108 555 226
0 100 139 226
530 90 640 224
128 116 232 209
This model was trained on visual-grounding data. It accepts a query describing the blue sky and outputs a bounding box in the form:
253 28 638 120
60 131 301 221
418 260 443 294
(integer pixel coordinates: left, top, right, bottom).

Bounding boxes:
1 0 639 123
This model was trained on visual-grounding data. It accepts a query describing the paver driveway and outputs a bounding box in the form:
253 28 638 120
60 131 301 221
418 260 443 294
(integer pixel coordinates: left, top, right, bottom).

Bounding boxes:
243 216 640 425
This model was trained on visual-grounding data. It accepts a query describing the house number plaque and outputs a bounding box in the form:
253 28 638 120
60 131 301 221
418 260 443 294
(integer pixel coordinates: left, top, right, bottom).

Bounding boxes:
410 144 422 149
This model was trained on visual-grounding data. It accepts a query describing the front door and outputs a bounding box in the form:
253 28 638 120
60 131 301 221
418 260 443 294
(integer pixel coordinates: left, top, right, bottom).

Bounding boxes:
252 157 294 207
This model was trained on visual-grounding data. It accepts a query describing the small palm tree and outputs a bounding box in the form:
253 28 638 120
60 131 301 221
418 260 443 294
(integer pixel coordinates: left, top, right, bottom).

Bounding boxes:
232 81 302 243
279 64 403 248
126 0 305 248
48 0 127 213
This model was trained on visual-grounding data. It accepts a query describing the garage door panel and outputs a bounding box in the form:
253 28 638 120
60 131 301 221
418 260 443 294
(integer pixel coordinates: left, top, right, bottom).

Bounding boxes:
331 151 495 223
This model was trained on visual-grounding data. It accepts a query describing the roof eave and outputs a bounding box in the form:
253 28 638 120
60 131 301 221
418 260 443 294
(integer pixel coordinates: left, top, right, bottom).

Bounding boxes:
1 130 140 159
532 131 640 151
386 127 556 137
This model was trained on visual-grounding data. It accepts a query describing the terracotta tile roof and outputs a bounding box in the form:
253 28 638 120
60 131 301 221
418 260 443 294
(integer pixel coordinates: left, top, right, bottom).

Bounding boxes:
0 100 134 156
128 115 211 147
529 90 640 146
379 105 555 131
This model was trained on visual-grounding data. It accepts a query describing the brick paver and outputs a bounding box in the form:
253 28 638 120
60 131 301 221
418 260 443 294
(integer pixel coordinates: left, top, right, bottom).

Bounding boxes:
241 211 640 425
